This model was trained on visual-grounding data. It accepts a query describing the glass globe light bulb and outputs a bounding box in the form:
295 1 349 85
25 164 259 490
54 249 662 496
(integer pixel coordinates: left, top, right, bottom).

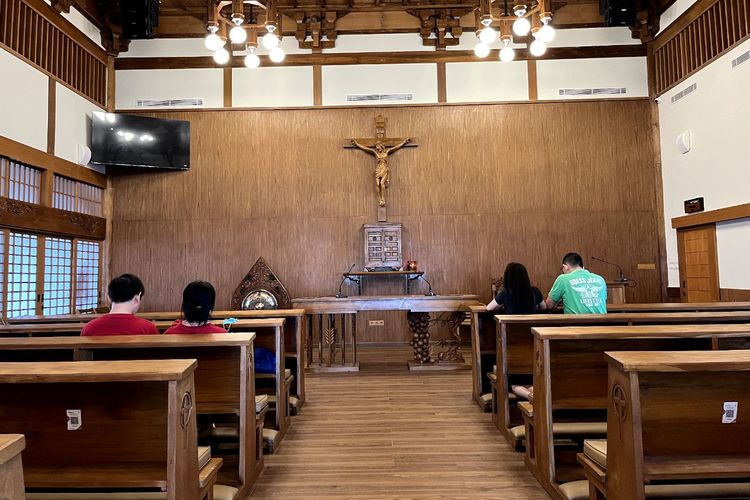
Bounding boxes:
479 26 497 44
244 51 260 68
529 38 546 56
269 46 285 63
204 33 225 51
473 42 490 58
499 45 515 62
262 32 280 49
229 25 247 44
537 23 555 43
512 16 531 36
212 47 230 65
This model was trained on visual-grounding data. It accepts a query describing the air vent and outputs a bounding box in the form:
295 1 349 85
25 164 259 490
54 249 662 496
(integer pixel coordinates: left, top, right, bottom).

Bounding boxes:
346 94 414 102
732 50 750 69
670 82 697 104
136 98 204 108
558 87 627 96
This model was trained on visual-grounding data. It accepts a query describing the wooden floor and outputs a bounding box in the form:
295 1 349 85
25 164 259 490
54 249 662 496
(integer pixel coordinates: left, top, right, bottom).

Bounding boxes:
251 346 548 499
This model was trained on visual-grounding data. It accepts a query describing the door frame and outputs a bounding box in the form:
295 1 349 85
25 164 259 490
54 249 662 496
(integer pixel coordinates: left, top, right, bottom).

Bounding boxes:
676 223 720 302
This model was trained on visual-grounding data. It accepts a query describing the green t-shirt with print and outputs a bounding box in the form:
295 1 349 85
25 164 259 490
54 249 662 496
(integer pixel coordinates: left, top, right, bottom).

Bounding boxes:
548 268 607 314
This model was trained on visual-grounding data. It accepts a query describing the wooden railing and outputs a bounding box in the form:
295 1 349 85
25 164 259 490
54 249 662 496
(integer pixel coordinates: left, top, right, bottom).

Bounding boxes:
652 0 750 96
0 0 108 107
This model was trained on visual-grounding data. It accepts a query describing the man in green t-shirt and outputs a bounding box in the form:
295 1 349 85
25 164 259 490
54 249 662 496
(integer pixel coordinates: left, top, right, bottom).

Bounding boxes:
543 253 607 314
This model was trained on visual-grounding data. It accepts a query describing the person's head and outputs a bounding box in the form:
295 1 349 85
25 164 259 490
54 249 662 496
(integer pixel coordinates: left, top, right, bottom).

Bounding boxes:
182 281 216 324
107 274 145 313
561 253 584 274
503 262 532 292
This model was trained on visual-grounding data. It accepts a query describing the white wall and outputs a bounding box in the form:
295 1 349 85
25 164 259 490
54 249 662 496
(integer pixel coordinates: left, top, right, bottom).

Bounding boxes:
116 69 224 109
658 0 699 35
659 38 750 288
322 64 438 105
446 61 528 102
0 48 48 151
233 67 314 107
537 57 648 99
55 83 105 173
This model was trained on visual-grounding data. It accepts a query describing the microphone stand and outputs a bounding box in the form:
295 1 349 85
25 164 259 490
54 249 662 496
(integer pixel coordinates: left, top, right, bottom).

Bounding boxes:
420 275 436 296
591 256 628 282
336 264 356 298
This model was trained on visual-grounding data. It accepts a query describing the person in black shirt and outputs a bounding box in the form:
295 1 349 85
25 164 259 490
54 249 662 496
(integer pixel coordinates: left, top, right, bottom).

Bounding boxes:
485 262 544 314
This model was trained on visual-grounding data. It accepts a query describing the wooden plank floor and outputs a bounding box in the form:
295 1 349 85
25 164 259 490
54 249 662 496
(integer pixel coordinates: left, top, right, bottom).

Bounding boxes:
251 346 548 499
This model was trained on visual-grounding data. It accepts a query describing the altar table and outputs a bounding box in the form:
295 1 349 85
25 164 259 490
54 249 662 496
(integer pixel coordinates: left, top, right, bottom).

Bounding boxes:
292 294 481 372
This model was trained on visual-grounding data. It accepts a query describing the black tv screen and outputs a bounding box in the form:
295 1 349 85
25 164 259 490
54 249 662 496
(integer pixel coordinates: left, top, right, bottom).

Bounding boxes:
90 112 190 170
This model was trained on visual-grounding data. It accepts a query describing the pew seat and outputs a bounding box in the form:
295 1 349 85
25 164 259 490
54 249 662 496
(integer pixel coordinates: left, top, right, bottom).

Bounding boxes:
583 439 606 469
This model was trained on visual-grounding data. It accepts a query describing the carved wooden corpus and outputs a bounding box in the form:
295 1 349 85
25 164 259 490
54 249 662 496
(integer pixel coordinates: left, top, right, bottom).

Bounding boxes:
408 9 467 49
231 257 292 309
294 11 339 50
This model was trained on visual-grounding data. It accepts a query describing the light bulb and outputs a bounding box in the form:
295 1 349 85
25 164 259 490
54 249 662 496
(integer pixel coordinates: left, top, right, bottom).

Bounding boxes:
229 25 247 44
244 51 260 68
473 42 490 58
499 45 515 62
479 26 497 44
213 48 230 65
262 32 280 49
537 23 555 43
204 33 225 51
512 16 531 36
269 46 285 63
529 38 547 56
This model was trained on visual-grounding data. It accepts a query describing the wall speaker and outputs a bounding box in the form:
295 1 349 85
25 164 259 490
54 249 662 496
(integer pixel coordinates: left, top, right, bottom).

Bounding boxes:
122 0 159 40
77 144 92 166
676 130 692 154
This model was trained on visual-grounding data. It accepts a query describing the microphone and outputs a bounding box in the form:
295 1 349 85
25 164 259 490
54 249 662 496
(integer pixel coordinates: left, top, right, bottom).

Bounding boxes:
591 256 628 282
420 275 436 296
336 264 356 298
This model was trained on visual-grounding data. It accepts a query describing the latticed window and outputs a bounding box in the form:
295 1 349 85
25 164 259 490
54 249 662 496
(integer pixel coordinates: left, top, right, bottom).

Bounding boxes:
75 240 100 311
52 176 104 217
0 158 42 204
43 237 73 315
6 232 38 318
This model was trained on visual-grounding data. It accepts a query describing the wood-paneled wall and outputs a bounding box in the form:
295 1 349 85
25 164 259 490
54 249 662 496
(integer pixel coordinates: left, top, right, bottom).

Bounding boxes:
111 100 665 339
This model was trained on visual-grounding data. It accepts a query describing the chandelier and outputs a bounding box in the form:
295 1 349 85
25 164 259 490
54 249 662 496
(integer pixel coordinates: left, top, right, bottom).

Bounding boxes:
473 0 555 61
204 0 285 67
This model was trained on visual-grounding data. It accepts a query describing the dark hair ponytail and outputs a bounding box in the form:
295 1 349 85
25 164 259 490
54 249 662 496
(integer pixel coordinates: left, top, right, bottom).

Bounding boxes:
503 262 536 313
182 281 216 324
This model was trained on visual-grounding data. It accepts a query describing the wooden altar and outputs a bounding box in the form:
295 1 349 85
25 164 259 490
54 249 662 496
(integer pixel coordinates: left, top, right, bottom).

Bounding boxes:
292 294 481 373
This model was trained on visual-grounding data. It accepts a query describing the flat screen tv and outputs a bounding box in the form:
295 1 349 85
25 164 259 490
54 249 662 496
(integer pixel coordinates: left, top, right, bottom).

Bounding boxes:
90 112 190 170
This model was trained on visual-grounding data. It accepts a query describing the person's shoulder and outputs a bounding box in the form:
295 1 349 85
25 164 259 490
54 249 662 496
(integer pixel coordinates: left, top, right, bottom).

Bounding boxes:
206 324 228 333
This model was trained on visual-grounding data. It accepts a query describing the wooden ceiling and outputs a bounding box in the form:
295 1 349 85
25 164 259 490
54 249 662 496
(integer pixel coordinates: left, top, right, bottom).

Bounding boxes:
50 0 675 54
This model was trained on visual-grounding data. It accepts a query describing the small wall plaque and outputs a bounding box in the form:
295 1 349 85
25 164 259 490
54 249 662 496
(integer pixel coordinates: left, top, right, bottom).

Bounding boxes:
684 197 705 214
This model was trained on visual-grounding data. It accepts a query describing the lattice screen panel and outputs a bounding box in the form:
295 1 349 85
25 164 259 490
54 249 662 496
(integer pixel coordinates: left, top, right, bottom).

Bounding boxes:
53 176 104 216
7 232 38 318
75 240 100 311
4 160 41 204
44 237 73 315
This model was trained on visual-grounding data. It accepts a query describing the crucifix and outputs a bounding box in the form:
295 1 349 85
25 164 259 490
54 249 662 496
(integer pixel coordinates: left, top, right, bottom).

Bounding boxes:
344 115 418 222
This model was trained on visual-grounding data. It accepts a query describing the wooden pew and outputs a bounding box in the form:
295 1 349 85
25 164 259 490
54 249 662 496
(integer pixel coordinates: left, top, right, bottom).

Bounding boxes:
529 324 750 499
0 434 25 500
7 309 307 411
493 311 750 447
468 305 497 410
0 360 220 500
609 301 750 313
578 350 750 500
0 333 259 498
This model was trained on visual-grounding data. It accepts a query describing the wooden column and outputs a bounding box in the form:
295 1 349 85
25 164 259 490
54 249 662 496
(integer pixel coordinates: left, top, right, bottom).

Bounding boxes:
106 56 116 112
223 67 233 107
313 65 322 106
46 77 56 155
527 60 539 101
436 62 447 103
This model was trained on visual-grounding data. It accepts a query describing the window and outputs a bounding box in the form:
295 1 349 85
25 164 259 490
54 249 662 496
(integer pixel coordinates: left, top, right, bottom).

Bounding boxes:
0 230 101 318
43 238 73 315
75 240 100 311
0 158 42 204
53 176 104 217
6 232 38 318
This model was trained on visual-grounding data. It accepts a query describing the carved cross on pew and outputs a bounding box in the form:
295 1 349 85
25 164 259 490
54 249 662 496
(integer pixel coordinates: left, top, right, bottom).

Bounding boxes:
344 115 418 222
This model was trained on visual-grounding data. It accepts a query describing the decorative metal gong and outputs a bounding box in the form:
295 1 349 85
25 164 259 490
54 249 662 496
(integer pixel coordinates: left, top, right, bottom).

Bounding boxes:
241 289 279 310
231 257 292 309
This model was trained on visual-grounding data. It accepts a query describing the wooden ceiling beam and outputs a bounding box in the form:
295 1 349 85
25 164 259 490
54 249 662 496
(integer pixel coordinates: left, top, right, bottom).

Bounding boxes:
115 43 645 69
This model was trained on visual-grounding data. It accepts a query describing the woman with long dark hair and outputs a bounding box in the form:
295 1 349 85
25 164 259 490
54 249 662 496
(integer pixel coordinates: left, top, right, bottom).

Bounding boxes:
485 262 543 314
164 281 227 334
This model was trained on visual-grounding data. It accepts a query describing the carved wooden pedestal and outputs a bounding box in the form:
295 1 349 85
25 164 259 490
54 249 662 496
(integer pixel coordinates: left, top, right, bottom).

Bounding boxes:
407 311 472 372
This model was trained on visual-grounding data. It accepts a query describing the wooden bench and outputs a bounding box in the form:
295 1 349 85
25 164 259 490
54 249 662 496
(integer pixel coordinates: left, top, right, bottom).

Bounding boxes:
493 311 750 448
468 305 497 411
529 324 750 499
0 360 220 500
608 301 750 313
0 333 258 498
7 308 308 412
577 350 750 500
0 434 25 500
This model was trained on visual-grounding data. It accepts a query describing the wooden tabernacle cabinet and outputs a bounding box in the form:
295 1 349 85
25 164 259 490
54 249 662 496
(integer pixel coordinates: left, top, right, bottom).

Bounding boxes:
364 223 402 271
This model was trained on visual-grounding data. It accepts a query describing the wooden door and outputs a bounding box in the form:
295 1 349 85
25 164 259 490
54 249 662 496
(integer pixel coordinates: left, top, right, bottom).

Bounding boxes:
677 224 720 302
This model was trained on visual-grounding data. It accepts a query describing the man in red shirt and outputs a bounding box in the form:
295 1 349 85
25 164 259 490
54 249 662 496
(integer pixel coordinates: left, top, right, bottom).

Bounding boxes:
81 274 159 336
